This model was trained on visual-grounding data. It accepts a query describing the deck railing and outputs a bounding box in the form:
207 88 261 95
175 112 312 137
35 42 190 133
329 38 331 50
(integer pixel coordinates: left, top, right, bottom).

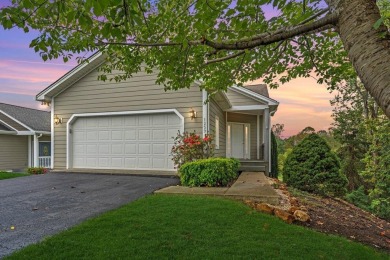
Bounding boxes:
39 156 51 168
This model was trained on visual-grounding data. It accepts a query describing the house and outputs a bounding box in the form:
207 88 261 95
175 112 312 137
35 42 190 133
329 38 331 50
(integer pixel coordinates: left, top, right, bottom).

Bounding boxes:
36 52 278 174
0 103 51 171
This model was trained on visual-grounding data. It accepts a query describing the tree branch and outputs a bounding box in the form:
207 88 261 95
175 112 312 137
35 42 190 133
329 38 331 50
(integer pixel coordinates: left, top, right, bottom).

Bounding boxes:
205 50 247 65
203 12 339 50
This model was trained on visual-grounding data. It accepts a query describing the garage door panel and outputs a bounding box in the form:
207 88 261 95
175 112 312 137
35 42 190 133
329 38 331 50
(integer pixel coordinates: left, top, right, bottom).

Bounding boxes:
138 129 151 140
138 157 151 168
98 158 109 167
99 131 110 140
124 143 137 154
125 158 136 168
152 144 166 155
86 144 98 154
86 158 97 167
138 115 151 126
125 130 136 140
72 112 181 170
87 131 98 141
138 144 151 154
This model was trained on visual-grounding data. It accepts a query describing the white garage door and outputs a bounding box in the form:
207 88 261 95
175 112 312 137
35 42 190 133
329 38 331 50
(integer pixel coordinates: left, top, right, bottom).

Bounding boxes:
71 113 182 170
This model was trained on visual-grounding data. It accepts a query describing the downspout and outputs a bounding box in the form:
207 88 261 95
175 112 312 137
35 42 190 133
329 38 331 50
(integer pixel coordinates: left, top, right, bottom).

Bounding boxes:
269 110 276 174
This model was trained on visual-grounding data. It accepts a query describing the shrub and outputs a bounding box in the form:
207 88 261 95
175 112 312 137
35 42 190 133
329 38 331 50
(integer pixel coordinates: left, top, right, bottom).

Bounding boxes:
27 167 48 175
171 131 214 168
270 131 278 178
283 133 348 197
179 158 240 187
346 186 371 212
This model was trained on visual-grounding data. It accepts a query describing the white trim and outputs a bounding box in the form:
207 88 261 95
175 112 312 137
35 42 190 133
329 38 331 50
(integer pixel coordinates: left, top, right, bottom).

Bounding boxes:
202 90 208 136
36 52 103 101
28 135 32 167
0 111 35 132
0 119 18 132
263 108 270 162
51 97 55 169
15 131 35 136
215 115 220 149
268 113 272 173
226 123 231 157
257 114 260 160
229 86 279 106
226 105 268 111
66 109 185 170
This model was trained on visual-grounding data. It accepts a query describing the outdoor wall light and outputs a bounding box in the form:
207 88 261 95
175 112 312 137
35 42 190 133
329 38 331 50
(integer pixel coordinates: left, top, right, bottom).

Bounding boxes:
190 108 197 120
41 101 50 106
54 114 63 125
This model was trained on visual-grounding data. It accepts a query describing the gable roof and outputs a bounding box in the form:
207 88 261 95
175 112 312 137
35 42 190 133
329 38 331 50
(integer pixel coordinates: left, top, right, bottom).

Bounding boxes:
243 84 269 98
0 103 50 133
36 51 106 102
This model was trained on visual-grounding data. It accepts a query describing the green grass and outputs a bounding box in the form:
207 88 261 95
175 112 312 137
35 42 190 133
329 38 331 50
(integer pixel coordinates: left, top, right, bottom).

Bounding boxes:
0 172 29 180
7 195 389 260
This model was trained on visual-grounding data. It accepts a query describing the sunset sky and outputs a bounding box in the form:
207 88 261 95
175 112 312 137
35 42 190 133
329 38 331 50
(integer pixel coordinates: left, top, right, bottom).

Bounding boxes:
0 2 336 138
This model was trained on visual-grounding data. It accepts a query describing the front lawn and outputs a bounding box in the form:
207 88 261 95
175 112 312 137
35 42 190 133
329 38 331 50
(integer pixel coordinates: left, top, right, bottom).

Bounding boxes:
7 195 388 259
0 172 29 180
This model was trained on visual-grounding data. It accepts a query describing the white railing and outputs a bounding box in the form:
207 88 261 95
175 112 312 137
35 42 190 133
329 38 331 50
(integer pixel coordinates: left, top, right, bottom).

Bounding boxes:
39 156 51 168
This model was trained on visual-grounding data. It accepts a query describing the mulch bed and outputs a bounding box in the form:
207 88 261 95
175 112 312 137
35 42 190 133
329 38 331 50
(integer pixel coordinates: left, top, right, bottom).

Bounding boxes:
290 189 390 253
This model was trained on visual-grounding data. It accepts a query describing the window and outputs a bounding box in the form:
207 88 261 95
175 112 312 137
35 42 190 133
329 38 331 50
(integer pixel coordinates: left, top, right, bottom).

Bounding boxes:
215 116 220 149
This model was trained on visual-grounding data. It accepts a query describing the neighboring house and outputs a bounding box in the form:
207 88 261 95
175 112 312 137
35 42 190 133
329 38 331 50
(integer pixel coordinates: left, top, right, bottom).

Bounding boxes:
36 52 278 174
0 103 51 171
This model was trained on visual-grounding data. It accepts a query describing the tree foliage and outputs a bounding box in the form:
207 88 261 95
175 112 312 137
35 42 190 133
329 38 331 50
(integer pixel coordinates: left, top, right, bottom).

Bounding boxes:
0 0 389 117
283 133 347 196
331 79 390 220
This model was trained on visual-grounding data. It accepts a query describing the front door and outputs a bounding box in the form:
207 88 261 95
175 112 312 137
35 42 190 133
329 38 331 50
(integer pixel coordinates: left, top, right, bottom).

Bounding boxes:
231 124 244 158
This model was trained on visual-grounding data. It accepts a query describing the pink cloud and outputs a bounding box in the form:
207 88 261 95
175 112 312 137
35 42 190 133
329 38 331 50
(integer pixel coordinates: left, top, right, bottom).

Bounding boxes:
248 77 335 138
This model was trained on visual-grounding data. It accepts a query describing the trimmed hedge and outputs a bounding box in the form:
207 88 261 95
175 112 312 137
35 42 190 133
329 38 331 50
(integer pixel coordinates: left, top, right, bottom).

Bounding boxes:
179 158 240 187
283 133 348 196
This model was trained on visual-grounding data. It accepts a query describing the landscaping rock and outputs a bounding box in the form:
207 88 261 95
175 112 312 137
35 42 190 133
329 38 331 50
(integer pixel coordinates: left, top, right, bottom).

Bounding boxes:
274 209 294 224
293 210 311 223
290 197 299 207
288 206 300 214
255 203 275 215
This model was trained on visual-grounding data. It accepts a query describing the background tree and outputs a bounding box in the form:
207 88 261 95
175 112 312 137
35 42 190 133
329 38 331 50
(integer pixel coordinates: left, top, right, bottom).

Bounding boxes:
331 79 390 220
0 0 389 117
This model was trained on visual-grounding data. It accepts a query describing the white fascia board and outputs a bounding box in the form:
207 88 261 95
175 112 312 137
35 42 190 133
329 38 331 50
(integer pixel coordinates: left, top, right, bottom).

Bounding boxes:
36 51 103 101
0 111 34 132
229 86 279 106
66 109 185 169
51 97 55 169
0 118 18 132
226 105 268 111
34 131 51 135
16 131 35 135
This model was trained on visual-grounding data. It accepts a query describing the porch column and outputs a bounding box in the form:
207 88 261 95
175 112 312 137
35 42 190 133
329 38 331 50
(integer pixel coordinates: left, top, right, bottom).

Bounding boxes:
33 134 39 167
28 135 32 167
263 108 270 162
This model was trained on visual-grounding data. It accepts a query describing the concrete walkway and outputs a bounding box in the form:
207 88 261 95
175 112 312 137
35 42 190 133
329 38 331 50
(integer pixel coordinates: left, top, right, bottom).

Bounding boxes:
155 172 280 205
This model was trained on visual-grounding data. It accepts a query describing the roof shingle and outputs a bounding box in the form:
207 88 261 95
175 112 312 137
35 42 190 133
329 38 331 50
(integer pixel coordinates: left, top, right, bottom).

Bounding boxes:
0 103 50 132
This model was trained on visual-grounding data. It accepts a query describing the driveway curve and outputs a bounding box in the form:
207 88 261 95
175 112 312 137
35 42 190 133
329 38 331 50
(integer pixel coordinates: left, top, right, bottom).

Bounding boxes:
0 173 178 258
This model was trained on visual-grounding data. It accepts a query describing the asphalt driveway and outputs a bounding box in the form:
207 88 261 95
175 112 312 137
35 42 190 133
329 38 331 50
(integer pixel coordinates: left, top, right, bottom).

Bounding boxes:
0 173 179 258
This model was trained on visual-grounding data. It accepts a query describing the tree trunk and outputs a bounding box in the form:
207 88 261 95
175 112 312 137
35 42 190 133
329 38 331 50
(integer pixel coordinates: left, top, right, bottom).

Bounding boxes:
336 0 390 118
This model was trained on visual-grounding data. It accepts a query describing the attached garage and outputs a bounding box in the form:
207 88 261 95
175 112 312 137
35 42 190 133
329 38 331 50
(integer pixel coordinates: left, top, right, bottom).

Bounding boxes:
68 110 184 171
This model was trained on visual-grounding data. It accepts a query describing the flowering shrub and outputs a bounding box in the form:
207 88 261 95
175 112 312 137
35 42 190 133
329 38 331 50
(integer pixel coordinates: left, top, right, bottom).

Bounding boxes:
27 167 48 175
171 131 214 168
